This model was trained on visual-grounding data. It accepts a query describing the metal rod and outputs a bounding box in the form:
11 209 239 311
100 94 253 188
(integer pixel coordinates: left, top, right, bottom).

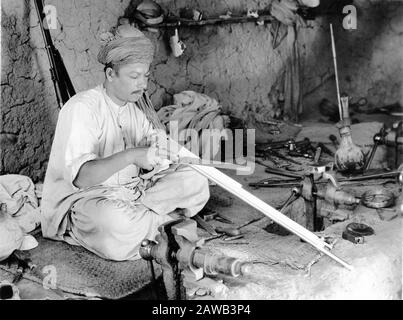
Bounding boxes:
190 165 338 251
330 24 343 122
320 248 354 271
363 143 378 172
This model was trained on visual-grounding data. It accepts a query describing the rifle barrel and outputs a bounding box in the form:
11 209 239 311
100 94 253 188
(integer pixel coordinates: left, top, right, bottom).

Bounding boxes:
34 0 75 107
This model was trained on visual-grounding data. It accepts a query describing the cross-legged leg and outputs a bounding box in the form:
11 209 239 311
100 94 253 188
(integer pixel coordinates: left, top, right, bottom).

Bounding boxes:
140 164 210 217
68 194 172 261
66 166 209 261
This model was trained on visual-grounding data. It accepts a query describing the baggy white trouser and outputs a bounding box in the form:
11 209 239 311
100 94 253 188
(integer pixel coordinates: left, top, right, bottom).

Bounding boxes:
66 165 209 261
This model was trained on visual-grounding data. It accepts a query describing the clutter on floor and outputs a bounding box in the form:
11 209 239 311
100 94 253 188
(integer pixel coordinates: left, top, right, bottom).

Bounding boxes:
1 0 402 302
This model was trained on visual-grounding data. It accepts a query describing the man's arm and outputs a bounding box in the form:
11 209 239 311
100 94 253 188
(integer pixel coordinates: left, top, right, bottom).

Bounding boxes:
73 145 178 189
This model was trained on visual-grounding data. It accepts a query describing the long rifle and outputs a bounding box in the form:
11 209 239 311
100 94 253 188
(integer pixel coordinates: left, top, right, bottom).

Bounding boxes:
34 0 75 108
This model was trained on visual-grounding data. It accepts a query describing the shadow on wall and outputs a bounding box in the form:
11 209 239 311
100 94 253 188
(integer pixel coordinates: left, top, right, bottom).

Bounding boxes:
1 0 55 182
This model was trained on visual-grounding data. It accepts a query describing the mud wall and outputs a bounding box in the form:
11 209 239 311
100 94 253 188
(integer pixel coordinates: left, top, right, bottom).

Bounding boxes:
303 0 403 114
1 0 401 181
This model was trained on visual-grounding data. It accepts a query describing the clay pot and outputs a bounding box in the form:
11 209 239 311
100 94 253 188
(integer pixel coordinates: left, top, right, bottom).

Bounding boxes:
335 125 365 173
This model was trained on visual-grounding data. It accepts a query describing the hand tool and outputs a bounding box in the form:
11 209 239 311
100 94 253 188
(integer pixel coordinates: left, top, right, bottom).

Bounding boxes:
211 212 233 224
249 177 301 189
5 253 67 299
199 210 217 222
289 150 313 159
294 139 317 156
200 211 232 224
255 151 282 166
218 241 249 245
268 149 303 165
255 160 304 179
237 217 264 230
363 127 388 172
285 165 305 172
204 234 225 242
222 235 245 242
215 217 262 237
313 147 322 164
215 226 241 236
249 179 302 188
193 215 218 235
315 142 335 157
12 261 29 285
215 215 232 224
260 138 312 152
6 251 36 285
279 187 302 212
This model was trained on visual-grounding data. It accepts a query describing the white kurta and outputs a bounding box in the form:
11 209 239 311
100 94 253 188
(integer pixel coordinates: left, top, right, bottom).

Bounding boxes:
41 85 210 260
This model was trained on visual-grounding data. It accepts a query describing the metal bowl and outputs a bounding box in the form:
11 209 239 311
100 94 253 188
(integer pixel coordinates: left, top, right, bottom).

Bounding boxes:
361 188 395 209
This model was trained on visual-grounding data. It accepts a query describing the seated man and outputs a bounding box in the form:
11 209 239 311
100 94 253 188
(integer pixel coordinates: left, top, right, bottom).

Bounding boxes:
41 25 210 261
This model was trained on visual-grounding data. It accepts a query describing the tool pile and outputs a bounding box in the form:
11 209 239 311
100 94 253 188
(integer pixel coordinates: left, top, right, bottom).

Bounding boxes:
248 38 402 232
248 117 402 248
251 131 402 225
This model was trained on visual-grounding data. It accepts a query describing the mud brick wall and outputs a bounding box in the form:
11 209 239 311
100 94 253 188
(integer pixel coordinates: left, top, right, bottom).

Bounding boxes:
303 0 403 113
1 0 401 181
1 0 132 181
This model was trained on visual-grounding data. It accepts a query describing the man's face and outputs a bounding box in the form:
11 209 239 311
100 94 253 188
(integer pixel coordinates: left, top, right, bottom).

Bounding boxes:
107 62 150 103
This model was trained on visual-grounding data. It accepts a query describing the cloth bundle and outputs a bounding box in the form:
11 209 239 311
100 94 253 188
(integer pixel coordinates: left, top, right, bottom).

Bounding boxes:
0 175 41 233
157 91 229 160
269 0 304 121
0 175 40 261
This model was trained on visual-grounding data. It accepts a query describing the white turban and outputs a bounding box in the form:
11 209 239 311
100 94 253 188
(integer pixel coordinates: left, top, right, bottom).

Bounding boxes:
97 25 154 67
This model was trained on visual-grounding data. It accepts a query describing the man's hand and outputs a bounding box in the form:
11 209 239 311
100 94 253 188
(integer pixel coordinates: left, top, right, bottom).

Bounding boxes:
73 136 180 189
132 145 179 171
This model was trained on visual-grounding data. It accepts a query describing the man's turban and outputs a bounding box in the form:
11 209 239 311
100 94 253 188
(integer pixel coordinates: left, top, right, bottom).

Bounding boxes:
97 25 154 67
